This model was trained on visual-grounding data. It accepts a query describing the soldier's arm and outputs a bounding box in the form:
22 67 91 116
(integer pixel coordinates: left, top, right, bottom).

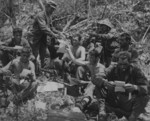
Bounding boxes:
92 66 107 88
3 38 12 46
76 47 86 61
51 26 60 34
133 67 149 95
29 62 36 81
36 15 57 37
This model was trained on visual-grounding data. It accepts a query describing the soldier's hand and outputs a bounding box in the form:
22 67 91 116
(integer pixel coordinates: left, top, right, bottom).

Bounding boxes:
58 32 66 39
53 33 60 38
124 83 138 92
65 44 71 53
104 81 115 91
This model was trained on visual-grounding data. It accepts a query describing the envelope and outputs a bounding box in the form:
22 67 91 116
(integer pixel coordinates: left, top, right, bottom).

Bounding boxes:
114 81 125 86
13 45 23 50
57 39 70 53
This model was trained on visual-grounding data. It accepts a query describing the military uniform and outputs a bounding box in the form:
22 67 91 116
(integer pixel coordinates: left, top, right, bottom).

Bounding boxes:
105 64 149 120
92 51 149 120
30 1 58 69
89 19 118 67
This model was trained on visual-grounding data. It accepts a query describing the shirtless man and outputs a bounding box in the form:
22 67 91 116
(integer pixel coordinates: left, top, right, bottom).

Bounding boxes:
1 47 38 105
67 46 106 118
55 34 86 80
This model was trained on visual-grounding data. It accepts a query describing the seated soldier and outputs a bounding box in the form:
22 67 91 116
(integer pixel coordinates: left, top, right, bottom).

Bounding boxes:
54 34 86 81
67 45 106 116
108 32 139 72
94 51 149 121
1 47 38 105
0 27 31 66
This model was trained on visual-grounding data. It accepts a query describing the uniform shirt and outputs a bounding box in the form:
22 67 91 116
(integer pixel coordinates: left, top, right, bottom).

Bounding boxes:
106 65 149 96
31 11 53 44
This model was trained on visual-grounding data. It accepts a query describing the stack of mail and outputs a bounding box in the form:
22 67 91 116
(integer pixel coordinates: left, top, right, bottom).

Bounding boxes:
114 81 125 92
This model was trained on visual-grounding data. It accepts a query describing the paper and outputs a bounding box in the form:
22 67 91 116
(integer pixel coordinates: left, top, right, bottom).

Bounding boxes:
13 45 23 50
114 81 125 92
115 86 125 92
114 81 125 86
57 39 70 53
20 79 25 84
37 82 64 93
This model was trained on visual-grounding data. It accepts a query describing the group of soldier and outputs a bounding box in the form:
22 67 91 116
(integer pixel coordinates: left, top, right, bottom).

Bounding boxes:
0 0 149 121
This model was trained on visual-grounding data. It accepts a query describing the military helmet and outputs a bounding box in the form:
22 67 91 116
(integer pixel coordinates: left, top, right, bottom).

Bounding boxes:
94 19 112 34
97 19 112 30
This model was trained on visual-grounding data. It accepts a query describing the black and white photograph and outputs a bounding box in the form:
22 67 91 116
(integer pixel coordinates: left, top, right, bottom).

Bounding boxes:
0 0 150 121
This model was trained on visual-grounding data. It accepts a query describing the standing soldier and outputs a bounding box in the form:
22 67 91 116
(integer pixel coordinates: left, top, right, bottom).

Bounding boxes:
89 19 118 67
31 0 61 71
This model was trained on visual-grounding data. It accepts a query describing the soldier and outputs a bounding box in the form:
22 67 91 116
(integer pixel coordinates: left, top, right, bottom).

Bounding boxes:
89 19 118 67
0 27 30 66
67 45 106 118
1 47 38 105
30 0 61 70
94 51 149 121
55 34 86 80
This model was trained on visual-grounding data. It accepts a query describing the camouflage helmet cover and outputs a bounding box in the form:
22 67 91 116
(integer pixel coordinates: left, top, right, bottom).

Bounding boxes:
97 19 112 30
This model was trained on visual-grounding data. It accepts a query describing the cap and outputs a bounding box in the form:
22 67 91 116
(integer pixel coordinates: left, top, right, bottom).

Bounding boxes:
46 0 57 9
97 19 112 29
